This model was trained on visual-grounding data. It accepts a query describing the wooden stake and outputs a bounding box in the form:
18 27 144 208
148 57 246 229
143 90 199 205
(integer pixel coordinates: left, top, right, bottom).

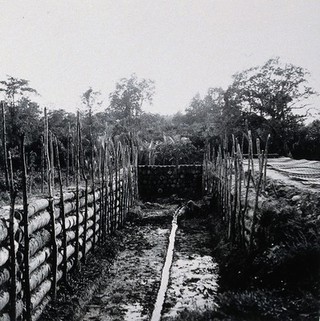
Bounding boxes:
66 123 71 187
74 111 81 269
1 101 10 191
40 135 45 193
82 178 88 263
21 134 31 321
8 151 17 321
45 111 57 300
54 137 68 284
262 134 270 191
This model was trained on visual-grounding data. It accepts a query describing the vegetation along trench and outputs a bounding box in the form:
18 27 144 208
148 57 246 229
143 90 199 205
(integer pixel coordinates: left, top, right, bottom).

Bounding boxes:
0 52 319 321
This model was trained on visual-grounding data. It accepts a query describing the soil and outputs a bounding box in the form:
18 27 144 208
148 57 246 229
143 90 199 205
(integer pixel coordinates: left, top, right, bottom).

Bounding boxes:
28 158 320 320
80 205 173 321
162 216 219 320
42 201 219 321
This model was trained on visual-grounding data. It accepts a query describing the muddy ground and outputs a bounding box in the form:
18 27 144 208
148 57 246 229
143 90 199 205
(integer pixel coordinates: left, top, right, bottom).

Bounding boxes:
41 174 320 321
162 216 218 320
42 201 218 321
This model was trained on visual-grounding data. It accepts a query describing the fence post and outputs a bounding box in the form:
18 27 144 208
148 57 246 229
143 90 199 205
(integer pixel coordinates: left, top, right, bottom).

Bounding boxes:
55 137 67 284
8 151 17 321
74 111 80 270
21 134 31 321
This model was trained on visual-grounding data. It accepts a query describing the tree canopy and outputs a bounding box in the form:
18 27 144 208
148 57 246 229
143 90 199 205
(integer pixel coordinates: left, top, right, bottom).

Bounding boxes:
107 74 155 123
0 59 319 174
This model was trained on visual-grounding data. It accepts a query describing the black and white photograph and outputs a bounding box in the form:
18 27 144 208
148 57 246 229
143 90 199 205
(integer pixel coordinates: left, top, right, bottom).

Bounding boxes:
0 1 319 320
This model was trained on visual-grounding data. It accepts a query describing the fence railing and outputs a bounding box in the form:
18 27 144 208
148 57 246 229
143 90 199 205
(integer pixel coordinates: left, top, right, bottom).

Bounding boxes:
0 164 137 321
0 109 139 321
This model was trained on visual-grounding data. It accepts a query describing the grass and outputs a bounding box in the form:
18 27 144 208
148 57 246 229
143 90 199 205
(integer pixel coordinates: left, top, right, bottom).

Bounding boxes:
193 183 320 321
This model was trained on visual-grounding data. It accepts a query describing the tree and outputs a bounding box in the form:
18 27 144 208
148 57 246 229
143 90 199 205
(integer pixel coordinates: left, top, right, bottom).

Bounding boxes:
0 76 38 106
0 76 39 148
183 88 226 148
185 88 224 128
0 97 42 149
291 120 320 160
48 109 76 144
81 87 102 115
107 74 155 131
228 58 317 155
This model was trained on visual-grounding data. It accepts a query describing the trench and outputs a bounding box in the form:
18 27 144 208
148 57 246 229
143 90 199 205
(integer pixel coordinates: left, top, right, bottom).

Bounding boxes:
74 202 219 321
150 205 219 320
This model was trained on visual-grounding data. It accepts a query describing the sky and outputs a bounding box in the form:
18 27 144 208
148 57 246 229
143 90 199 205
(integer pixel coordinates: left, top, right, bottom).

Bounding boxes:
1 0 320 117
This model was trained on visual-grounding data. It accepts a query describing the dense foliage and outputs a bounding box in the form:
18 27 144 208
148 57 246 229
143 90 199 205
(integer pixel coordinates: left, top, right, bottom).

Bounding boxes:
0 58 319 178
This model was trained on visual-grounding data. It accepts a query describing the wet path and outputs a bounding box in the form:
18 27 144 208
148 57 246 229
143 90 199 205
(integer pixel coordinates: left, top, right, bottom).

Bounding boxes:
80 204 218 321
80 205 173 321
162 216 218 319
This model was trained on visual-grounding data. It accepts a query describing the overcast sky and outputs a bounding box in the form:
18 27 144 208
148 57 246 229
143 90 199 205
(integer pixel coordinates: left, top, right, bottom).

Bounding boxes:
1 0 320 117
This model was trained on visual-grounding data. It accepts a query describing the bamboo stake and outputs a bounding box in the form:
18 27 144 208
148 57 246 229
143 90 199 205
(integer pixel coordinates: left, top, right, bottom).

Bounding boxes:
124 146 130 224
79 129 89 262
134 143 139 200
105 144 111 235
117 142 124 227
41 135 45 194
66 123 71 187
262 134 270 191
88 108 98 250
8 151 17 321
46 124 58 300
99 144 105 244
21 134 31 321
114 140 119 229
71 130 75 185
108 141 115 233
256 138 262 174
248 130 256 189
82 179 88 263
230 136 237 243
123 145 129 225
236 142 244 245
74 111 80 269
54 137 67 284
50 131 55 191
91 152 97 251
249 152 265 251
1 101 10 191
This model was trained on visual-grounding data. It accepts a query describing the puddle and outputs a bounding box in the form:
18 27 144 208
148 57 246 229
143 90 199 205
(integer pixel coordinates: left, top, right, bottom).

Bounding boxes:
122 302 148 321
162 254 219 319
79 204 218 321
157 228 168 235
151 206 219 320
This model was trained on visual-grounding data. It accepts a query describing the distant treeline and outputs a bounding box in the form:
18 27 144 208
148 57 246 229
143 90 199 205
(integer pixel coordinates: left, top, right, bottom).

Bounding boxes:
0 58 319 180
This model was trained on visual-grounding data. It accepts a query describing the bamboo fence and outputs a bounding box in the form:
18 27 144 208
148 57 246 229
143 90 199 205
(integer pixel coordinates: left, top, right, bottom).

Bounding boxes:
0 111 138 321
203 132 270 248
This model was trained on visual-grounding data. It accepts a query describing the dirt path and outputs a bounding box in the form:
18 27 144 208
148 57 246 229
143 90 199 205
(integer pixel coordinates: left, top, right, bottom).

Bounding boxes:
79 204 173 321
162 216 218 320
77 204 219 321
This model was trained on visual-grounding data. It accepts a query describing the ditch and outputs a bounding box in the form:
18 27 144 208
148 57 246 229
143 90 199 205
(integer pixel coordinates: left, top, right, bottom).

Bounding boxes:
42 199 219 321
41 179 319 321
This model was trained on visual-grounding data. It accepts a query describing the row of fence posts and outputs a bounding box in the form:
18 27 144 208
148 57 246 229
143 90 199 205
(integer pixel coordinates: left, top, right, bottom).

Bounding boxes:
203 131 270 249
0 109 139 321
